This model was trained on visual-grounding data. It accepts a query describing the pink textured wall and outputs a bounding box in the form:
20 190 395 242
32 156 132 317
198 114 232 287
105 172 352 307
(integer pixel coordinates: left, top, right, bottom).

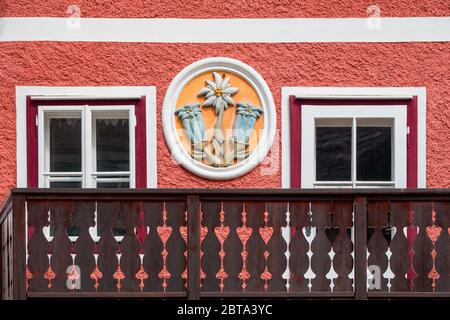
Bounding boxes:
0 42 449 201
0 0 449 18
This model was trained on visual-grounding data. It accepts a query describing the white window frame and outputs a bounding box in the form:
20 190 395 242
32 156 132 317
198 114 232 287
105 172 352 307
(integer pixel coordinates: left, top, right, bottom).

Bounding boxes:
302 105 407 188
16 86 157 188
281 87 427 189
38 104 136 188
39 106 85 188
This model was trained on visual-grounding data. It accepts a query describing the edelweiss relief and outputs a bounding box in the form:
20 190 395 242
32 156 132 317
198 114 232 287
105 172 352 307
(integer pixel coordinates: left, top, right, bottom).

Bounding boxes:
175 71 264 167
163 58 276 180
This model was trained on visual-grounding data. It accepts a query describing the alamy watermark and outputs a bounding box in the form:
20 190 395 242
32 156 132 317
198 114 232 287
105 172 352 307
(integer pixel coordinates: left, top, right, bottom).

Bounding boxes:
367 5 382 30
66 5 81 30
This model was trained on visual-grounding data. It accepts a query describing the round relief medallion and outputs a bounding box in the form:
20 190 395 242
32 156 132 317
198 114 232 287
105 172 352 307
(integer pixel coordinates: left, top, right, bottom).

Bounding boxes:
162 57 276 180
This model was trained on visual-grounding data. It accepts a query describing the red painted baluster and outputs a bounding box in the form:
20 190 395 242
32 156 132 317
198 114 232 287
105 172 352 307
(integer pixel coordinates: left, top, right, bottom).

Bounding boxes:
426 203 442 291
25 266 33 291
200 205 208 286
135 202 149 251
180 210 188 287
44 256 56 289
215 202 230 292
113 263 125 291
43 212 56 289
90 243 102 291
135 202 149 291
25 223 34 291
157 202 172 291
237 203 252 291
113 202 125 292
259 204 274 292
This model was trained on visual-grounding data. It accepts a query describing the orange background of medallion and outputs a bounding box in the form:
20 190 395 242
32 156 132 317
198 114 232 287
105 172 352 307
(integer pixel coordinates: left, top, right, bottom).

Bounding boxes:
175 71 264 162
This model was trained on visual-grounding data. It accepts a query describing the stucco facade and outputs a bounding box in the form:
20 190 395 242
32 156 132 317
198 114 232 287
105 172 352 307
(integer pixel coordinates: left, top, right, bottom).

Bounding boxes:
0 1 449 201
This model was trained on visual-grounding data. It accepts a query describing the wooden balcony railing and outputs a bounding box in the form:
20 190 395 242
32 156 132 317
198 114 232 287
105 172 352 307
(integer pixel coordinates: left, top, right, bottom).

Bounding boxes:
1 188 450 299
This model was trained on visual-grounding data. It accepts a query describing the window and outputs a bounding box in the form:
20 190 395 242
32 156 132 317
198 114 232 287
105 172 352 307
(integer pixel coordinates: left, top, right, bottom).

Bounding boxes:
283 88 426 189
309 113 402 188
38 105 135 188
19 87 157 189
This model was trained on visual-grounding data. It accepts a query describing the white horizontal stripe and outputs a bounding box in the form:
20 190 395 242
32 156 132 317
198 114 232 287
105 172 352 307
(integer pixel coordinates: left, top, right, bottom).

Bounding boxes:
0 17 449 43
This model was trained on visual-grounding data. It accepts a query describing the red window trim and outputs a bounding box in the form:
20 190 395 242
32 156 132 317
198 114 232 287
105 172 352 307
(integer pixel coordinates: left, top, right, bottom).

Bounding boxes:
26 97 147 188
289 96 418 188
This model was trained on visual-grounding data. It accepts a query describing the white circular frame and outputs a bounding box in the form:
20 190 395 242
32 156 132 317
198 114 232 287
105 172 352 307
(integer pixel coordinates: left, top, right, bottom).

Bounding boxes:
162 57 276 180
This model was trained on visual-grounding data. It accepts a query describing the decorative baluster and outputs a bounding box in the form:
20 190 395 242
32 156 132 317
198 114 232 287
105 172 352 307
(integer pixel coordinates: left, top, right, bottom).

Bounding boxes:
113 253 125 291
281 204 291 291
426 203 442 291
134 202 149 291
215 202 230 292
72 201 96 292
367 202 389 292
49 202 75 291
404 203 419 290
259 204 274 292
89 203 102 290
325 210 339 292
180 210 188 287
237 203 252 291
288 202 309 292
44 254 56 289
330 203 352 292
383 208 396 292
112 203 126 292
25 265 33 291
135 257 148 291
302 203 316 292
68 216 80 292
90 250 102 291
348 209 355 290
25 203 33 291
67 253 80 290
390 202 409 292
366 245 372 288
310 202 332 291
43 206 55 289
200 206 208 286
157 202 172 292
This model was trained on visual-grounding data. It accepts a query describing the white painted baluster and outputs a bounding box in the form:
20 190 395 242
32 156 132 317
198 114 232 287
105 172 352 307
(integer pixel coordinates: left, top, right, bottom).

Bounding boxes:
302 202 316 292
326 248 338 292
281 203 291 291
43 208 53 243
383 226 396 292
348 212 355 291
89 203 100 243
367 248 372 287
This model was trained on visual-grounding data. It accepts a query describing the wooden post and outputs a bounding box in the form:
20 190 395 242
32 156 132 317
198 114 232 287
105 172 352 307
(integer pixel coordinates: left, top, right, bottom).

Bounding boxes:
12 195 26 300
354 195 368 300
187 195 200 300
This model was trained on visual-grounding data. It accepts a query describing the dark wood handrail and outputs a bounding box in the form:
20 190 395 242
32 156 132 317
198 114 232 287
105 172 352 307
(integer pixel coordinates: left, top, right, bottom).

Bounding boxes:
6 187 450 201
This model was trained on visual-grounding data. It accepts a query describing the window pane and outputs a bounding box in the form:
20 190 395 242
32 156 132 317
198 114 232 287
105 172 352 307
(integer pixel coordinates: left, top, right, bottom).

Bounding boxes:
357 127 391 181
96 119 129 172
49 181 82 188
97 181 130 188
50 118 81 172
316 127 351 181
